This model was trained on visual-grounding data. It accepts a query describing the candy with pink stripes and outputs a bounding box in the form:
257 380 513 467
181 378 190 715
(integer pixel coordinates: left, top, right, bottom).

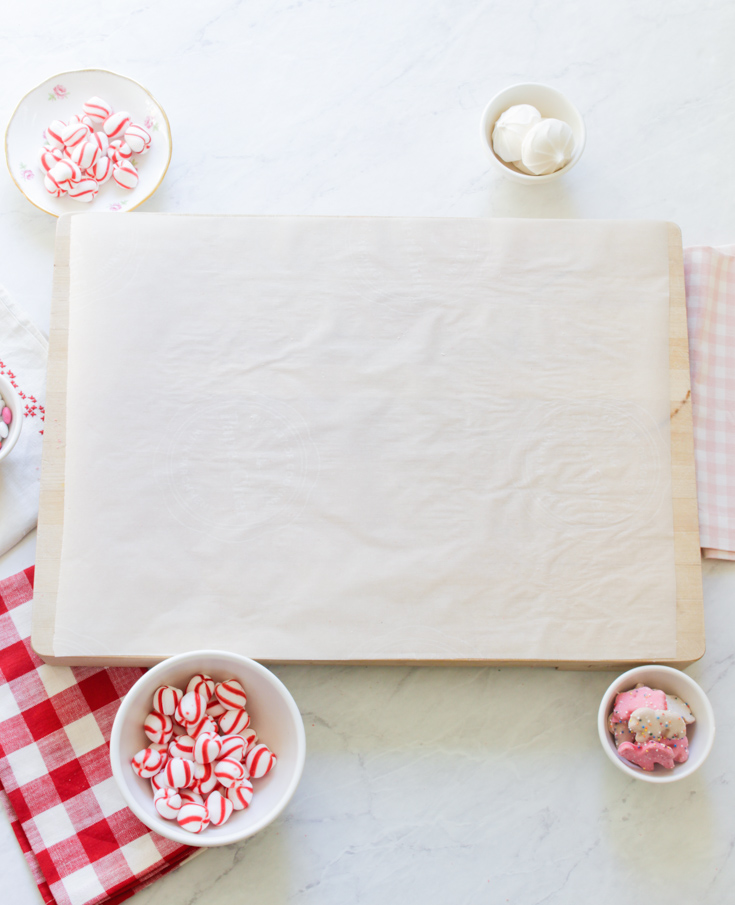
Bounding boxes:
187 715 219 739
219 734 247 762
168 735 196 760
112 159 139 190
144 711 174 744
91 156 113 185
67 179 99 203
218 708 251 735
124 123 151 154
153 788 182 820
39 149 60 173
46 120 66 148
131 747 166 778
177 802 209 834
83 96 114 123
90 130 109 156
236 726 258 752
215 679 248 711
49 158 82 185
226 778 254 811
245 744 277 779
165 756 195 789
187 674 216 699
61 122 91 149
176 691 208 725
69 140 100 170
214 757 247 788
194 732 222 765
206 791 234 827
191 762 219 795
152 684 183 716
179 789 204 805
103 110 132 139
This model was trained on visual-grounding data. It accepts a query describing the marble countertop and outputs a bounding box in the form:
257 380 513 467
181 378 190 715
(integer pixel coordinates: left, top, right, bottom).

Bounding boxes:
2 1 735 902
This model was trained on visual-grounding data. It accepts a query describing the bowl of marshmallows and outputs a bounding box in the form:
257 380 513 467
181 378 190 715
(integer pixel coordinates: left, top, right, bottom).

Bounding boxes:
480 83 586 183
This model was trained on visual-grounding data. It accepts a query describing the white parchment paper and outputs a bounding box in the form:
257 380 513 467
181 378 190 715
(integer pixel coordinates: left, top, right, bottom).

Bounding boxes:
53 215 675 661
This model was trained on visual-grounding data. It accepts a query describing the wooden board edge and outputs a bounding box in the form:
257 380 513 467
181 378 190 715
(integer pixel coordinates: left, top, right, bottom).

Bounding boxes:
31 214 72 662
667 222 705 664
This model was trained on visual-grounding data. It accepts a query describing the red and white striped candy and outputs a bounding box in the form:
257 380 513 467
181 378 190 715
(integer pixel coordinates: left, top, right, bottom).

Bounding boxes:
187 674 216 699
152 684 183 716
148 742 170 768
219 734 246 762
194 732 222 765
187 715 219 739
144 711 174 744
235 726 258 752
124 123 151 154
91 156 113 185
109 139 133 161
214 680 247 711
151 770 175 792
179 789 204 805
175 691 208 725
165 756 195 789
112 161 139 190
83 96 114 123
245 744 277 779
46 120 66 148
206 700 227 719
70 140 101 170
206 791 234 827
191 762 218 795
39 149 59 173
103 111 132 139
153 788 182 819
178 802 209 833
70 112 95 129
226 778 254 810
214 757 247 788
67 178 99 203
168 735 196 760
50 158 82 184
218 708 251 735
131 747 166 778
61 122 91 148
43 174 64 197
90 130 109 156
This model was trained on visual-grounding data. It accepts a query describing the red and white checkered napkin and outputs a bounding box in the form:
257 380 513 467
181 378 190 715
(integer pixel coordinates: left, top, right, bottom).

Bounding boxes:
685 245 735 559
0 568 199 905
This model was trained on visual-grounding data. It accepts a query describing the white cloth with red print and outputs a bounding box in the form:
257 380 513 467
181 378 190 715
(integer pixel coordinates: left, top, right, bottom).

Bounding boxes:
0 286 48 556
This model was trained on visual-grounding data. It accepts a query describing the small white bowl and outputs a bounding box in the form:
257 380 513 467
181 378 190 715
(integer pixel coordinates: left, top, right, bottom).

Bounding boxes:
480 83 585 184
598 665 715 783
110 650 306 846
0 374 23 463
5 68 172 216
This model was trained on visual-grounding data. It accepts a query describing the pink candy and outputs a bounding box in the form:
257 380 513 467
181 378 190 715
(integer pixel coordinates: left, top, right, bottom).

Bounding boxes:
131 671 278 834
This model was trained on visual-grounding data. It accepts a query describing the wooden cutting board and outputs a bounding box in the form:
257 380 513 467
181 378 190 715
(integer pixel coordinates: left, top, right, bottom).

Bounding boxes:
31 217 704 667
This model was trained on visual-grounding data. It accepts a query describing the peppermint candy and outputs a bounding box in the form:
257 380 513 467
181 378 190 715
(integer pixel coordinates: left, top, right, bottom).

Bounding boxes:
131 747 166 778
214 757 247 788
165 756 195 789
218 708 251 735
226 779 254 811
245 744 277 779
177 802 209 834
154 788 182 820
143 711 174 745
175 691 208 725
214 679 248 711
206 790 234 826
152 685 184 716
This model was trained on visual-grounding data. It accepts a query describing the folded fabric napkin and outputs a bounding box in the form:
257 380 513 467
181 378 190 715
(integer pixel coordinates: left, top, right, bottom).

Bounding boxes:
0 568 198 905
684 245 735 559
0 287 48 556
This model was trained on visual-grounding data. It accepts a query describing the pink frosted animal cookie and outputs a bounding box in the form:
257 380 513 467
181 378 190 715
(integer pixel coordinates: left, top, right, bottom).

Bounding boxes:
618 740 675 772
661 736 689 763
611 686 667 723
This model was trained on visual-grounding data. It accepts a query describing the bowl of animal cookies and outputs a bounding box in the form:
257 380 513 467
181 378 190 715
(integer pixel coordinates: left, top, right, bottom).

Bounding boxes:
598 665 715 783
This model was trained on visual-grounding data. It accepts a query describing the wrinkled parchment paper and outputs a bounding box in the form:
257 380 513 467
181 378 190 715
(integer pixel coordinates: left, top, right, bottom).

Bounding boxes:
53 215 676 661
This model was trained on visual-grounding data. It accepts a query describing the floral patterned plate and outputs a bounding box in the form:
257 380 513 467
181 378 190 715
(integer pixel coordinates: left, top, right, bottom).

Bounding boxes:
4 68 172 216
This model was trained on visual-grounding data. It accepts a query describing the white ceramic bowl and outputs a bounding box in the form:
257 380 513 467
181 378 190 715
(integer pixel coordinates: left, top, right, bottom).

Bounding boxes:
110 650 306 846
0 374 23 463
598 665 715 783
480 83 585 184
5 68 171 216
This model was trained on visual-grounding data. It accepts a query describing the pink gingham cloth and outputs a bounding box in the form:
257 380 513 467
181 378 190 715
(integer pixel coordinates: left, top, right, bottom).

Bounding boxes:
685 244 735 559
0 567 199 905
